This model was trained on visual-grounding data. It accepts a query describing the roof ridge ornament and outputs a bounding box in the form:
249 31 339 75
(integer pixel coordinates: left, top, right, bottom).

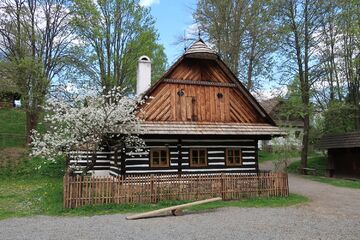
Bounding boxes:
184 38 216 56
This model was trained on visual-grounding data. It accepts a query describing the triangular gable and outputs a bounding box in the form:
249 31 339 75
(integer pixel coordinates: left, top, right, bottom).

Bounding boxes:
139 40 275 125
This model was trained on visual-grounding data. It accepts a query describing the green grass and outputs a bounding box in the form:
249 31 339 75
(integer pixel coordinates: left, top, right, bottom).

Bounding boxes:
0 109 26 148
258 150 300 163
287 155 327 175
0 154 309 220
287 156 360 189
0 109 26 134
0 174 308 220
185 194 308 212
304 175 360 189
0 177 63 220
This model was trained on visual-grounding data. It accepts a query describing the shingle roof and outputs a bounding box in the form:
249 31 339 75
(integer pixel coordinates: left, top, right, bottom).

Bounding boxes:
260 98 280 115
317 131 360 149
185 39 217 55
139 121 285 136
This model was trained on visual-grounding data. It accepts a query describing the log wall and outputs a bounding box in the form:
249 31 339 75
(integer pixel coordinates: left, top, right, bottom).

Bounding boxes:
69 138 259 176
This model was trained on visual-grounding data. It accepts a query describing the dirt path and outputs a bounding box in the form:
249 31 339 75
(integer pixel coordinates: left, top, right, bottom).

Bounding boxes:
289 174 360 218
260 159 360 218
259 157 300 171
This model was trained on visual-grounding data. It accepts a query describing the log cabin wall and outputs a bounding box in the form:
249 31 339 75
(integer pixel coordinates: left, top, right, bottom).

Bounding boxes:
140 58 267 123
69 151 113 176
109 137 258 176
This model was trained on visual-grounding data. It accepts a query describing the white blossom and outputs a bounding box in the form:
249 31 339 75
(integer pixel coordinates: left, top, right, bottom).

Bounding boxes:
31 86 145 173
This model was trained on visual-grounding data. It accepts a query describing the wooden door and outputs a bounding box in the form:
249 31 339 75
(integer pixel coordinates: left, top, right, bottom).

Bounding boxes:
186 96 197 121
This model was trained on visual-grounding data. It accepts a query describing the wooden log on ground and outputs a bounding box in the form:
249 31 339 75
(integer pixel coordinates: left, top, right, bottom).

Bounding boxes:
126 197 222 220
171 208 183 216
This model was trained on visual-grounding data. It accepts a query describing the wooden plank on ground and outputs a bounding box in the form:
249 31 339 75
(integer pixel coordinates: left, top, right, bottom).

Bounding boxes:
126 197 222 220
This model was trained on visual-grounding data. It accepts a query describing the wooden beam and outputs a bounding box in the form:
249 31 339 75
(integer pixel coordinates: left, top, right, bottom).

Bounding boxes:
177 139 182 176
254 140 259 173
164 78 236 87
120 144 126 177
126 197 222 220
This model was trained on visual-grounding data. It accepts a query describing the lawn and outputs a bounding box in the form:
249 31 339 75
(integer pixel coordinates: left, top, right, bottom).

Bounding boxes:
287 156 360 189
0 155 309 220
258 150 300 163
0 108 26 148
0 175 308 220
304 175 360 189
287 155 328 175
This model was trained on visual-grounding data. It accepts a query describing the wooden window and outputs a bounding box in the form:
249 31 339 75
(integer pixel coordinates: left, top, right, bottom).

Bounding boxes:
189 149 207 167
226 148 242 166
150 149 169 168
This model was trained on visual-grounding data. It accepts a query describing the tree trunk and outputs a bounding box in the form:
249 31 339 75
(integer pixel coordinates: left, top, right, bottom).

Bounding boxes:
26 111 38 144
300 112 310 173
246 33 257 90
300 0 310 174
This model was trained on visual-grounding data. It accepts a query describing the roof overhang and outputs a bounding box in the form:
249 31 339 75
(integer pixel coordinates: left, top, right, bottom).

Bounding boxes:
317 131 360 149
138 121 286 139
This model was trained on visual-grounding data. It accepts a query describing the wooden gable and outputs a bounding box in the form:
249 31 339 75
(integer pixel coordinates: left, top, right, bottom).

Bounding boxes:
139 41 274 125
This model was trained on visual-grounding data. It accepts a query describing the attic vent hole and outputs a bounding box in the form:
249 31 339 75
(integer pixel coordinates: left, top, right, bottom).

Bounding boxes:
177 89 185 97
217 93 223 99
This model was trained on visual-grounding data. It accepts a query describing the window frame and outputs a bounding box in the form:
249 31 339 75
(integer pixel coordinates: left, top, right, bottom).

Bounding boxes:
189 148 208 167
149 148 170 168
225 148 243 166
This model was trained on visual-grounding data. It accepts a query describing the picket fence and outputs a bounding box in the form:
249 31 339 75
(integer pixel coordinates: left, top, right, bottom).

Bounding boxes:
63 172 289 208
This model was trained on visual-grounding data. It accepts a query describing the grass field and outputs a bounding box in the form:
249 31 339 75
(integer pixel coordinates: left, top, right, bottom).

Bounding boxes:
287 156 360 189
258 150 300 163
304 175 360 189
287 156 328 175
0 174 308 220
0 155 309 220
0 109 26 148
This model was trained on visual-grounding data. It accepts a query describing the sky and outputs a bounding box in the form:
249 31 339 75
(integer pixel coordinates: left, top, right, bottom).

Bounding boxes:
139 0 283 99
140 0 197 64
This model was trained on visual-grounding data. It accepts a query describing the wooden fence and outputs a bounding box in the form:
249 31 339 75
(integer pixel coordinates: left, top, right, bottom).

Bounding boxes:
63 172 289 208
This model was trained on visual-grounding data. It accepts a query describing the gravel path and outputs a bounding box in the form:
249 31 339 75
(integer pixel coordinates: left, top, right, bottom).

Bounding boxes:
1 163 359 240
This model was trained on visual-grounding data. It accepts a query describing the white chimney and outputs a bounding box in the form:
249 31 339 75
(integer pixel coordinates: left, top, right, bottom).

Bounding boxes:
136 55 151 96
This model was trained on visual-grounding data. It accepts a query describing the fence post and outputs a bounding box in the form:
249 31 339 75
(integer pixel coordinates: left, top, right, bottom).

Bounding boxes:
221 173 225 200
150 174 155 203
63 175 67 208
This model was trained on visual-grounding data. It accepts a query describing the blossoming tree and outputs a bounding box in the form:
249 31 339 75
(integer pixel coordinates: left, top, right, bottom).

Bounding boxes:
31 87 145 175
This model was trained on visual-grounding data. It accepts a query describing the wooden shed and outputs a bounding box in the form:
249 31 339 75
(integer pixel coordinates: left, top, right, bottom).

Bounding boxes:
317 132 360 178
71 40 283 176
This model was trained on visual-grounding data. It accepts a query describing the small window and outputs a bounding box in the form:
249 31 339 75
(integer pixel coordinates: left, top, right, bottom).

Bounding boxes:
226 148 242 166
150 149 169 167
190 149 207 167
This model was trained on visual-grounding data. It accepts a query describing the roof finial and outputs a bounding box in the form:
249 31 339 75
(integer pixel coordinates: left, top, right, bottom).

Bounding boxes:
198 29 201 40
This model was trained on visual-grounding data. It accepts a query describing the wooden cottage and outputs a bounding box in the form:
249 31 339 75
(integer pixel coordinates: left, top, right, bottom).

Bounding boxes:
260 97 304 151
71 40 283 176
317 132 360 178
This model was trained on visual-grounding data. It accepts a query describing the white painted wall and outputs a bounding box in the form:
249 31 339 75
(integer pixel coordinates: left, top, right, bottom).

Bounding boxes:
92 170 110 177
136 56 151 96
